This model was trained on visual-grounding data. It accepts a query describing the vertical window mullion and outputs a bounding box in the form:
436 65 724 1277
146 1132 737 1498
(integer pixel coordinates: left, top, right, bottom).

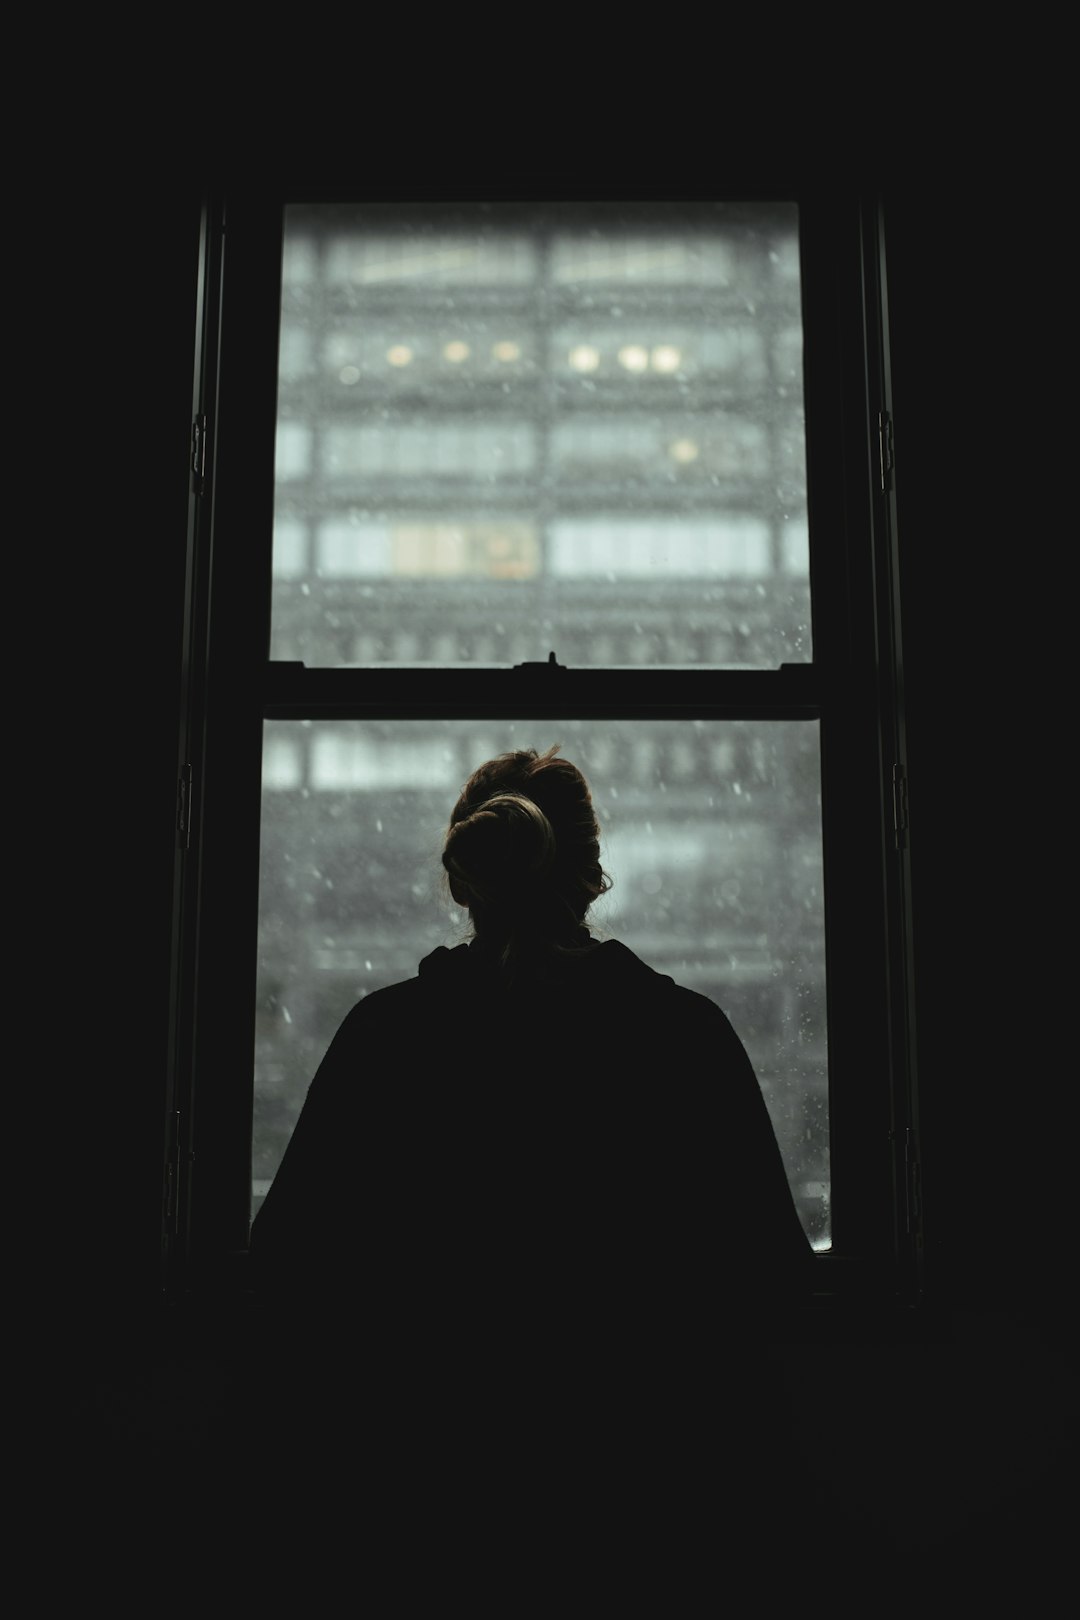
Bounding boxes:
184 193 285 1268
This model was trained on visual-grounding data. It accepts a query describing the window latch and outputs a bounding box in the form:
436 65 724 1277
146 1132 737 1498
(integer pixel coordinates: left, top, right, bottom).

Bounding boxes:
878 410 894 493
177 762 193 849
191 414 208 491
512 650 566 673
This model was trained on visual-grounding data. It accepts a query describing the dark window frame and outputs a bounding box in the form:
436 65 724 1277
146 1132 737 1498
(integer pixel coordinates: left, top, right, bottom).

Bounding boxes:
165 186 918 1310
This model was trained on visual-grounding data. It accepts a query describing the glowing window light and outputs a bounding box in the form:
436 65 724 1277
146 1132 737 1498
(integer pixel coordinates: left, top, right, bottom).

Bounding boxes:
338 365 361 385
617 345 649 373
444 341 470 362
493 341 521 362
387 345 414 366
651 345 682 373
669 439 700 463
568 345 600 372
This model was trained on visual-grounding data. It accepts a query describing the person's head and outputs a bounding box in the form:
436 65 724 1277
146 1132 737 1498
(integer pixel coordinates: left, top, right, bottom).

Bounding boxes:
442 745 610 974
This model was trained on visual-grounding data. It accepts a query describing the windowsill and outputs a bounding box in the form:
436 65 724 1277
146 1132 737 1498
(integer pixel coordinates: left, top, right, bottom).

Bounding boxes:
174 1246 931 1347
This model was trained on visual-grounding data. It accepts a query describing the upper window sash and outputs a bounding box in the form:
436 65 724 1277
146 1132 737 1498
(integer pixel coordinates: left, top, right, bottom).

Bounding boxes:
270 198 812 676
201 192 871 690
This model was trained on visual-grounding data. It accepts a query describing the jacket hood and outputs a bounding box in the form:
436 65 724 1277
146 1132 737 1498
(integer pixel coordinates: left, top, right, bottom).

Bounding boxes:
418 935 676 997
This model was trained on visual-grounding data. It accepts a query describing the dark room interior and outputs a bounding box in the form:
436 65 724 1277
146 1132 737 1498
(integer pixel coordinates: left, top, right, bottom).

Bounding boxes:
34 154 1075 1598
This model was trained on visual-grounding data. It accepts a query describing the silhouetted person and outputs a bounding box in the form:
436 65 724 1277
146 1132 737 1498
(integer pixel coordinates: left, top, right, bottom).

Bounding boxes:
246 747 813 1557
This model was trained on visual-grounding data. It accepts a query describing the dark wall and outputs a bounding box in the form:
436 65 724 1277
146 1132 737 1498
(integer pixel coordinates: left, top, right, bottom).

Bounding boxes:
36 182 193 1319
51 170 1073 1583
887 185 1070 1330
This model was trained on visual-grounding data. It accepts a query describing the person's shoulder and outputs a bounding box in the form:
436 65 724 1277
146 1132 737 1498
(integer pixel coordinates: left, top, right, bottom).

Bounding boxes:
359 975 427 1008
328 944 473 1031
595 940 733 1016
324 974 426 1045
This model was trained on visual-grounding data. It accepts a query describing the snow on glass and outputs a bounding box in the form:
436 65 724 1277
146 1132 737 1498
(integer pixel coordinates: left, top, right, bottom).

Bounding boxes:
269 201 810 671
254 720 830 1248
254 204 827 1244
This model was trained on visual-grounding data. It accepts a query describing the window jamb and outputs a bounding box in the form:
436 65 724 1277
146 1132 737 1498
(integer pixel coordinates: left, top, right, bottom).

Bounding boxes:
172 188 917 1309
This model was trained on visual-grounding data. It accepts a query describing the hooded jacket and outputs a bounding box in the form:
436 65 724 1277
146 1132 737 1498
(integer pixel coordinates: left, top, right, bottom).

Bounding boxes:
250 935 813 1324
241 935 819 1560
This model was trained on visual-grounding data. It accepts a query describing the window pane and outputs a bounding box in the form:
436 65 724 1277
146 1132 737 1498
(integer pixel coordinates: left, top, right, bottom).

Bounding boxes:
271 203 810 669
253 720 830 1248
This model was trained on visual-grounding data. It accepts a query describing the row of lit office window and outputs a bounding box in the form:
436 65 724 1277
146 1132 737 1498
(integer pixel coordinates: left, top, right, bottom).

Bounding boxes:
277 323 802 386
270 514 809 581
260 727 803 793
275 418 803 484
281 229 802 291
269 624 810 667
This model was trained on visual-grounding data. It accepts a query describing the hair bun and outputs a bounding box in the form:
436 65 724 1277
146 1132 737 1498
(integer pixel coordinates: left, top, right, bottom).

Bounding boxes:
443 792 555 906
442 746 611 970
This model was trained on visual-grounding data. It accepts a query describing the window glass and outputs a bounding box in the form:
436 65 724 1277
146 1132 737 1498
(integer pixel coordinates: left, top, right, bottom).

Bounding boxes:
253 719 830 1249
271 202 810 669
